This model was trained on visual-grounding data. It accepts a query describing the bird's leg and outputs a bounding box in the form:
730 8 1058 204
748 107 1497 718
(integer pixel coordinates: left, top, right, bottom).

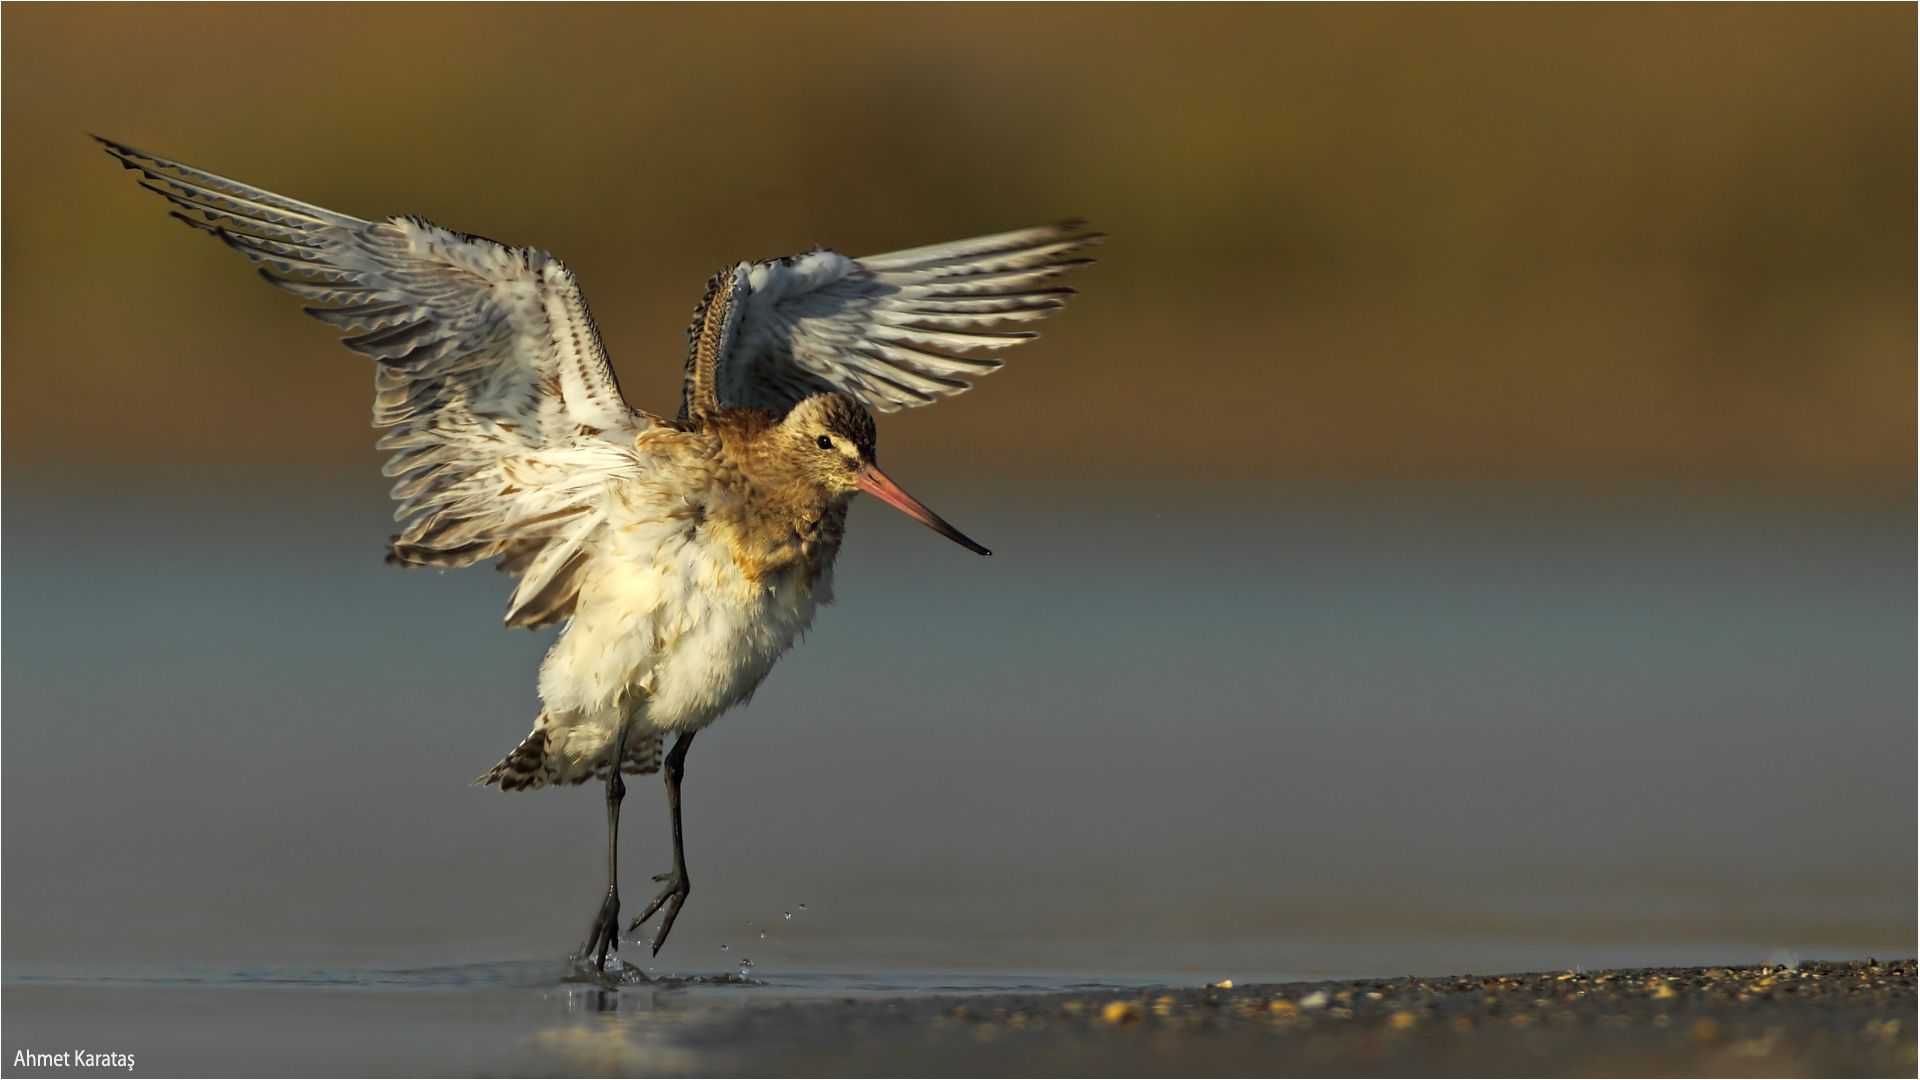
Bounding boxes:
630 731 695 955
584 730 626 971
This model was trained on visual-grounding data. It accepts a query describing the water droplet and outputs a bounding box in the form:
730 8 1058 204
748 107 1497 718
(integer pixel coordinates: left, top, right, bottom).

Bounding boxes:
798 904 808 912
759 930 767 939
720 944 729 951
782 912 792 920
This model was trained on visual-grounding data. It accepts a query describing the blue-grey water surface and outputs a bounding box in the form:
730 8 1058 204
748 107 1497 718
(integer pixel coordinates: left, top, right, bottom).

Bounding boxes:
4 479 1911 1074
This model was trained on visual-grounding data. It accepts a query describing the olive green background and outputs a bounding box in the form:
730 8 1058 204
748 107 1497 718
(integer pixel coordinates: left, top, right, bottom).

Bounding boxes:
5 3 1912 494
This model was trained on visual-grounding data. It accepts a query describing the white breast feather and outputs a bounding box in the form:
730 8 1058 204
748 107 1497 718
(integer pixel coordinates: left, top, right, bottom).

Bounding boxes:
533 483 830 773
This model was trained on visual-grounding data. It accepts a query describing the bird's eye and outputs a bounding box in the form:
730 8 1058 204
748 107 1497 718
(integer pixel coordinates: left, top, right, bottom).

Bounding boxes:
816 435 834 450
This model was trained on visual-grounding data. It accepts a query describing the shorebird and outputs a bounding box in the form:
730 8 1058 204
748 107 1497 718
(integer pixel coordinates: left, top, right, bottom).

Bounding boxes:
100 138 1098 971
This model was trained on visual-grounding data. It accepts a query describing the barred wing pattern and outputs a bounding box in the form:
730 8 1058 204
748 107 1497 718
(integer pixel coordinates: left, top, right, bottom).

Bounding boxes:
99 138 642 630
685 222 1102 417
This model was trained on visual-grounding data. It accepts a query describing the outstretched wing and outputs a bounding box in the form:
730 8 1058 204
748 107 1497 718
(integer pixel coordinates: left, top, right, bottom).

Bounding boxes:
99 138 642 629
680 221 1101 418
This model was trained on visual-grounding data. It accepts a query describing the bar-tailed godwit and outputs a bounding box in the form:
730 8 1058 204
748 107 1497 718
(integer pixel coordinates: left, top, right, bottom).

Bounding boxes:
100 138 1099 971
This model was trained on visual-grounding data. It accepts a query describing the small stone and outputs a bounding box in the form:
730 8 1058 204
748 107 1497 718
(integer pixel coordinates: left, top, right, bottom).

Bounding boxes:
1389 1011 1417 1030
1102 1001 1143 1025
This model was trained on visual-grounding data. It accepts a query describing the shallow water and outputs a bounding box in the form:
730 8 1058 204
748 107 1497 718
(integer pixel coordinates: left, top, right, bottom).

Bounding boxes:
3 479 1912 1072
4 961 1258 1077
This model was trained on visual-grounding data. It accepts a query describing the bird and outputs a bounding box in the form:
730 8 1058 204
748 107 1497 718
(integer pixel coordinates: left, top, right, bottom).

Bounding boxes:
99 137 1099 973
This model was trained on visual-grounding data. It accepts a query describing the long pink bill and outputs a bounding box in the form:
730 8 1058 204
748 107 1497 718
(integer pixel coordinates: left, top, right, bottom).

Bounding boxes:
855 464 992 556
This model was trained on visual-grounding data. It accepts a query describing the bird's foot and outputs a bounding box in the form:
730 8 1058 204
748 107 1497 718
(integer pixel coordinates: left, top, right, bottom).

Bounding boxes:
583 888 622 972
628 869 690 955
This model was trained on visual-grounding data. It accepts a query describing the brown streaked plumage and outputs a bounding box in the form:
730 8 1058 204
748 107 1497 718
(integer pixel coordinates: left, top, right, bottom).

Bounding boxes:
98 135 1097 975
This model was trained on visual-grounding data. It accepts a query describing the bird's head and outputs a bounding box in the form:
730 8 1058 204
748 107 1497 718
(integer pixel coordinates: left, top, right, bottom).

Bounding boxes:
778 393 990 555
780 392 876 493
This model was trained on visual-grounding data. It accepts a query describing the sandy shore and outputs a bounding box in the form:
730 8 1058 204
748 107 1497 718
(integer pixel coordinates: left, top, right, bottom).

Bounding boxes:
543 959 1916 1077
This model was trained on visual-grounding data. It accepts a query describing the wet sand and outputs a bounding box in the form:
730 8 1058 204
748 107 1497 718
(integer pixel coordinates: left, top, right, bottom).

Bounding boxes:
543 960 1916 1077
4 959 1911 1076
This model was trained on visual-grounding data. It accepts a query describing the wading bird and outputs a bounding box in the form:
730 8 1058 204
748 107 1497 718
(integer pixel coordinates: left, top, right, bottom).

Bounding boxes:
101 138 1098 971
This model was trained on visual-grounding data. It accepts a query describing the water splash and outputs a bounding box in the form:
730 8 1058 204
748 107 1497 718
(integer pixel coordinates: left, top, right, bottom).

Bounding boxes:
560 947 651 987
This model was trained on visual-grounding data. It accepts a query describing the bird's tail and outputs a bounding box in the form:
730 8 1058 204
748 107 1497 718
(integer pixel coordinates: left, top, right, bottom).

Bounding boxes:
475 719 662 791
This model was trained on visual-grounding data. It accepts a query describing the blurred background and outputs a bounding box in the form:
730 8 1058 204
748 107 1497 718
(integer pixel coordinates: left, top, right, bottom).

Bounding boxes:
5 2 1913 989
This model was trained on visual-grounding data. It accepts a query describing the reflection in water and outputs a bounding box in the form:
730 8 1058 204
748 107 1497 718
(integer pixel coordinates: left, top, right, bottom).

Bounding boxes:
537 1017 700 1076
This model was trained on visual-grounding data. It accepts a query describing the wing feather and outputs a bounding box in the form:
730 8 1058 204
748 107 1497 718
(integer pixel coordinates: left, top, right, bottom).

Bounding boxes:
853 221 1091 271
682 222 1100 415
101 137 645 628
